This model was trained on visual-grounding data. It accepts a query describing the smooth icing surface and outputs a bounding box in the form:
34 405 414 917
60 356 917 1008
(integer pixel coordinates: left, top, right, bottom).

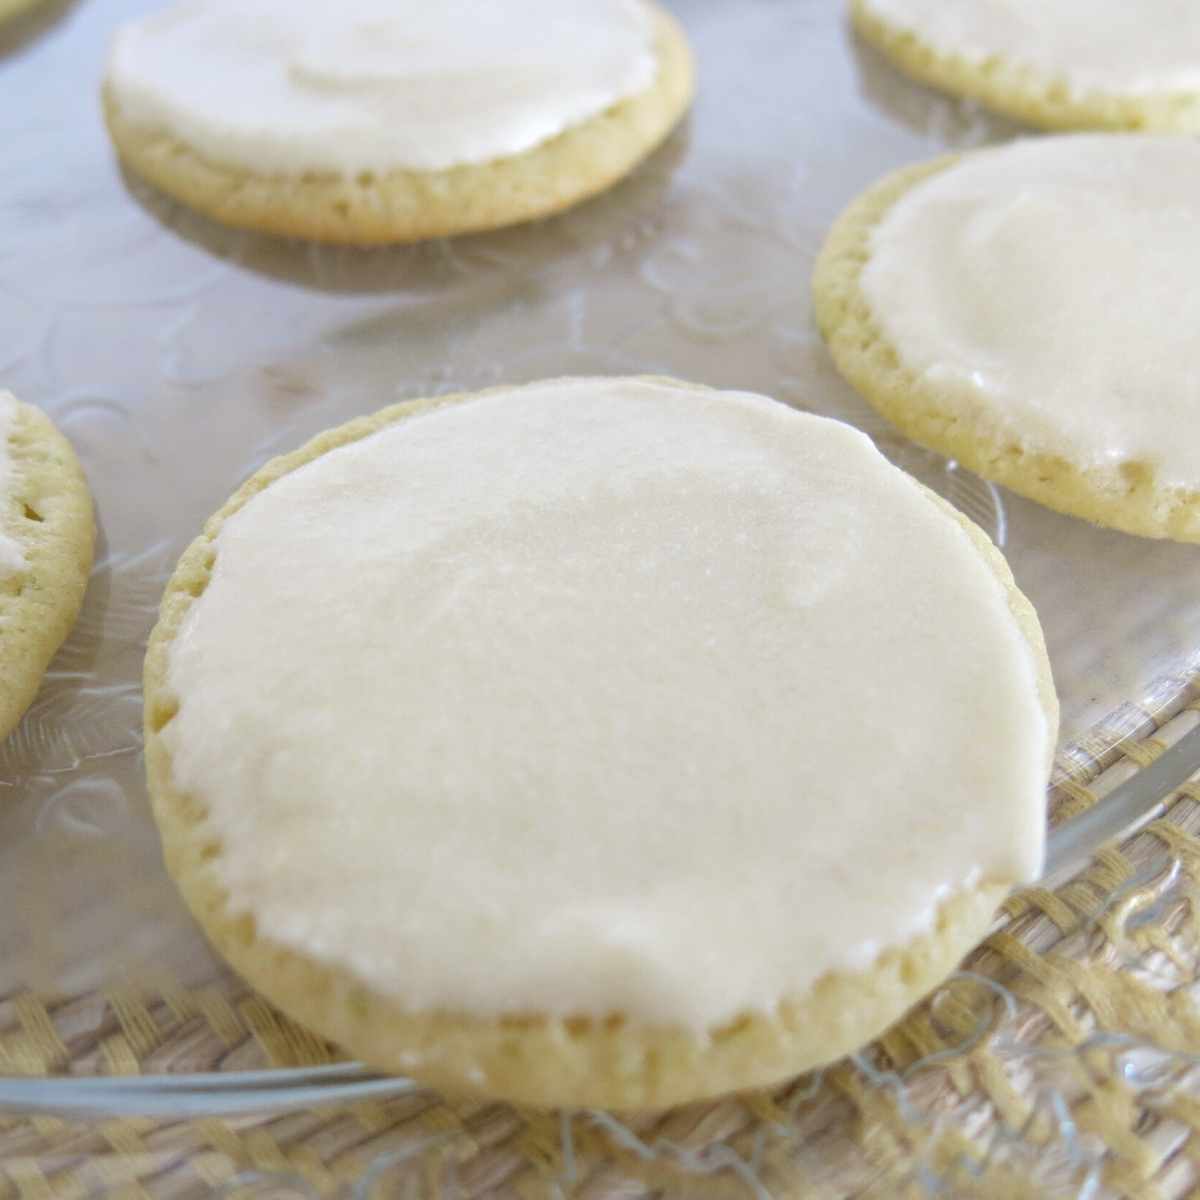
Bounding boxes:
164 378 1049 1030
862 136 1200 492
107 0 658 174
0 393 26 578
862 0 1200 97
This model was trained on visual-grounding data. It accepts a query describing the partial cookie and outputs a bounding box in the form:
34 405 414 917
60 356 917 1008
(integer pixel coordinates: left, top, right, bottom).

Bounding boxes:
0 0 46 23
0 393 95 743
851 0 1200 133
102 0 693 244
145 376 1055 1109
813 135 1200 543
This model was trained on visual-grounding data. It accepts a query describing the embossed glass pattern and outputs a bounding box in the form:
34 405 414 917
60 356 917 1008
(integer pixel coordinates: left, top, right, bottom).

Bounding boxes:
1 0 1199 1194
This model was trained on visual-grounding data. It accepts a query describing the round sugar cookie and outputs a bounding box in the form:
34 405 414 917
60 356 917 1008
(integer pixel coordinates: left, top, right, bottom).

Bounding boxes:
813 135 1200 543
0 392 95 744
143 376 1056 1110
851 0 1200 133
102 0 693 245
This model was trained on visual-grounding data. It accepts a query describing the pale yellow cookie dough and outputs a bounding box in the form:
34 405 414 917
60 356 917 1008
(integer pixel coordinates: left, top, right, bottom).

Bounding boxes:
0 394 95 744
102 4 693 245
0 0 47 23
850 0 1200 133
144 379 1056 1110
812 146 1200 544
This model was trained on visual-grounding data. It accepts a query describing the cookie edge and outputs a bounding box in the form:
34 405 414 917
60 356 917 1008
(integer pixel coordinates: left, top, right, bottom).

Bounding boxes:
0 396 96 744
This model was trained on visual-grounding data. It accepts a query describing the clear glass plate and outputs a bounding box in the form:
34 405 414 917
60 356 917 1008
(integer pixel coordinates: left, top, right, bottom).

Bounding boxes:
1 0 1198 1135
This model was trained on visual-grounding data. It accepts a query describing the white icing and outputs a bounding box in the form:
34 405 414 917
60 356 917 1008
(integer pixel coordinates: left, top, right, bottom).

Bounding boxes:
106 0 658 175
0 393 27 578
861 135 1200 492
163 378 1049 1031
862 0 1200 98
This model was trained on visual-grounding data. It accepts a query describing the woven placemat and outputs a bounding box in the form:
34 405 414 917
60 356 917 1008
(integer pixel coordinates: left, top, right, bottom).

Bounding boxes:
3 681 1200 1199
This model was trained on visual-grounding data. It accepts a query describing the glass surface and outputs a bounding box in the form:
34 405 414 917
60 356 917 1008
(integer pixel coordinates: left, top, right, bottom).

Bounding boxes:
0 0 1197 1111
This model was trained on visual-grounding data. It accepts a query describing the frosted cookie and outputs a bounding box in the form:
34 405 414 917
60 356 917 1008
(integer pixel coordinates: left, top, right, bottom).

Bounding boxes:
851 0 1200 132
102 0 693 245
813 135 1200 543
0 393 95 744
144 376 1056 1109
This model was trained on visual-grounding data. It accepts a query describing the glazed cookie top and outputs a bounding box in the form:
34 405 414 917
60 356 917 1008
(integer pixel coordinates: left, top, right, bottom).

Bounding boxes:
0 393 26 576
859 0 1200 98
106 0 659 175
860 135 1200 490
162 378 1050 1031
